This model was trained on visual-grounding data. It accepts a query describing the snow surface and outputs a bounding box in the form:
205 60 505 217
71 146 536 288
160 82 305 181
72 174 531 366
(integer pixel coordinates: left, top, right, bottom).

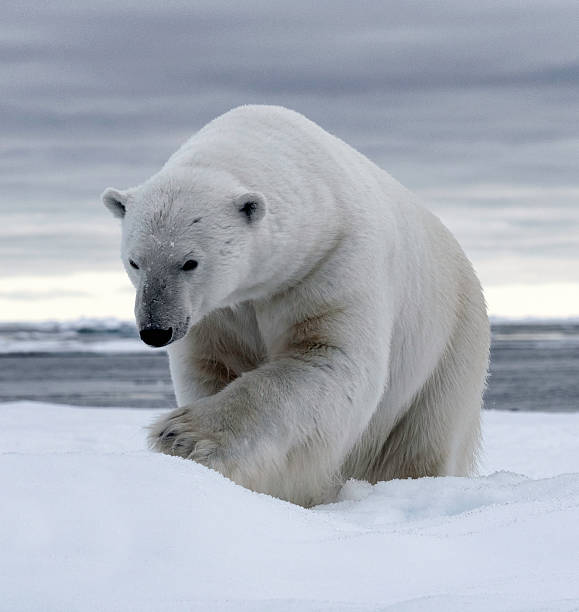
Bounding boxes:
1 402 578 611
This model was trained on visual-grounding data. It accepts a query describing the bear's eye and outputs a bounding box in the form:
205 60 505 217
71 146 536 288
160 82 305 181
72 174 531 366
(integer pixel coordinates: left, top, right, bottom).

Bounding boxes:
239 200 258 219
129 259 139 270
182 259 198 271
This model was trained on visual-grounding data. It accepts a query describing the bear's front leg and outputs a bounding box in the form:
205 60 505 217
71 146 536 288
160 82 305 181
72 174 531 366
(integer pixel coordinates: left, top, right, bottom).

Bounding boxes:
148 399 228 466
149 313 388 506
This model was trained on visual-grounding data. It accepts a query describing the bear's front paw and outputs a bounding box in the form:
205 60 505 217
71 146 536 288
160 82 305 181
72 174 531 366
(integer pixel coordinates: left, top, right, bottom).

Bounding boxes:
148 405 226 467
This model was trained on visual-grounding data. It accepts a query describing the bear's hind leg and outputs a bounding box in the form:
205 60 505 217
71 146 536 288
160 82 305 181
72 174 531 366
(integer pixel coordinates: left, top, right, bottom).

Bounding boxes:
369 379 480 481
366 312 489 482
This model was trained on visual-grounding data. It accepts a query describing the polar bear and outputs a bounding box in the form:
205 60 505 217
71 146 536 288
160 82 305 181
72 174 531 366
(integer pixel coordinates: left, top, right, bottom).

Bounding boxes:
102 105 489 507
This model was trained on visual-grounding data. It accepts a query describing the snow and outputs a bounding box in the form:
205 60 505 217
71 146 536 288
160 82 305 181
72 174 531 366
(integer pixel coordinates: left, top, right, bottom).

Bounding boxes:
1 403 578 611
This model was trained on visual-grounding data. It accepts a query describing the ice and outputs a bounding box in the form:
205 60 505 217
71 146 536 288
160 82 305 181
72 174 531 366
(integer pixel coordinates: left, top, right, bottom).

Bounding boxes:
0 319 148 354
0 337 146 353
1 402 578 611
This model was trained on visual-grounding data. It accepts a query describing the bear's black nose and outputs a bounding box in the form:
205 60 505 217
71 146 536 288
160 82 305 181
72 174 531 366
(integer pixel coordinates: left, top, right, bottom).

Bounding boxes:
139 327 173 347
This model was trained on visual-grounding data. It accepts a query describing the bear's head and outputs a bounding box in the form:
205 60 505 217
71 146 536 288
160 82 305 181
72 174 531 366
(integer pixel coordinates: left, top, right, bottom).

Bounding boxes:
102 167 267 347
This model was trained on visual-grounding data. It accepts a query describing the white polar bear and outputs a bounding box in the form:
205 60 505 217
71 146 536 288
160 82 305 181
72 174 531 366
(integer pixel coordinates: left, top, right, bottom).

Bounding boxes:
102 105 489 507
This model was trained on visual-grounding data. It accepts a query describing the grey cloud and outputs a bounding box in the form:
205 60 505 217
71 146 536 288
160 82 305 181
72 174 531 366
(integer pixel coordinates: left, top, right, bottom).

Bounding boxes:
0 0 578 281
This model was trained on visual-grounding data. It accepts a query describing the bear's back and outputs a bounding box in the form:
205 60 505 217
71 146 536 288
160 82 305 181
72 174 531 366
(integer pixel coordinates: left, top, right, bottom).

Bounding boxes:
172 106 365 170
165 105 412 219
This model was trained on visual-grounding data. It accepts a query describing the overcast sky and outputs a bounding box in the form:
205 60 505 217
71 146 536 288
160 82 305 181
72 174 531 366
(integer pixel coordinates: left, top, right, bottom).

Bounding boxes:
1 0 578 320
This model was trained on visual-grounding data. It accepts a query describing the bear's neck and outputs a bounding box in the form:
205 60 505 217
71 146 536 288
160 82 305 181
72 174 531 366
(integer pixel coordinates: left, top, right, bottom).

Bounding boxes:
243 193 344 302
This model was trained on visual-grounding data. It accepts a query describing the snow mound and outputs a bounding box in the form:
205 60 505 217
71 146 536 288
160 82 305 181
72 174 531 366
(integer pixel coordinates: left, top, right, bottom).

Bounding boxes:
1 403 578 611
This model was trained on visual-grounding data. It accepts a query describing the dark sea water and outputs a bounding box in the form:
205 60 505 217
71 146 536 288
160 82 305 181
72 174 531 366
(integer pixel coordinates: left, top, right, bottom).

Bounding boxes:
0 320 577 411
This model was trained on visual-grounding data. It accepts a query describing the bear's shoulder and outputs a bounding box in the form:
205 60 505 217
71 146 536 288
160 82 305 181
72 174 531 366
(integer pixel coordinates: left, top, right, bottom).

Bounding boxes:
166 105 338 175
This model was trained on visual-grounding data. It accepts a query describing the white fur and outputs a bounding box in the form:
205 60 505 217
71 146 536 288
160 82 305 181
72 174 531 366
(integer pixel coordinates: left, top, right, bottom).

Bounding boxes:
103 105 490 507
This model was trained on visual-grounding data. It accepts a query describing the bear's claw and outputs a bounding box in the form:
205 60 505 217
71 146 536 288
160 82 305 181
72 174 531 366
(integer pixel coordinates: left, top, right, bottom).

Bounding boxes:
148 407 222 465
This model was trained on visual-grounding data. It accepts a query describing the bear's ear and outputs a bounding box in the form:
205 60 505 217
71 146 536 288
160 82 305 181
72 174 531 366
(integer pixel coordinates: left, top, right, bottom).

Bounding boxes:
101 187 128 219
234 192 266 225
